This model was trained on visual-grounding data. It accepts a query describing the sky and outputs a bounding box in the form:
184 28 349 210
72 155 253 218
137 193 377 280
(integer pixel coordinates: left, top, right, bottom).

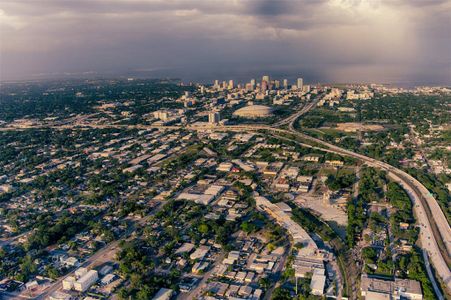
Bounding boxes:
1 0 450 84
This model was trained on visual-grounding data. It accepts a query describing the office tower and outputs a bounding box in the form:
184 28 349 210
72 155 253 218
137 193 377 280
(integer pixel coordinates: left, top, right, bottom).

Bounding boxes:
283 79 288 89
228 80 234 90
208 112 220 124
262 75 270 84
222 81 227 89
250 79 256 89
214 80 219 88
297 78 304 90
274 80 280 89
261 81 268 92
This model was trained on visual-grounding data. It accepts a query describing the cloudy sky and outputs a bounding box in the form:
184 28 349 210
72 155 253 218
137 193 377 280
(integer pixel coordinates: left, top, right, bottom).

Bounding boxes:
1 0 450 84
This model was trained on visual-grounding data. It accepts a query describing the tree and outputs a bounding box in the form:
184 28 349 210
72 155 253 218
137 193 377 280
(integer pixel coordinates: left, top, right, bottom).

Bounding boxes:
18 255 37 282
45 265 60 279
272 287 291 300
240 221 256 234
198 224 209 235
362 247 377 263
267 243 276 252
282 267 295 280
136 285 152 300
259 277 270 289
68 240 77 250
117 287 130 300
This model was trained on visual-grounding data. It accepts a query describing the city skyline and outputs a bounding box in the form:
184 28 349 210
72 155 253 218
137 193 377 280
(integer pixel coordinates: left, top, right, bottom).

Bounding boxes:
1 0 450 84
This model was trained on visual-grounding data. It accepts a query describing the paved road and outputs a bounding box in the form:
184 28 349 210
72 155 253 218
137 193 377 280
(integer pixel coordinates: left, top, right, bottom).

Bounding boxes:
178 252 226 300
263 245 290 300
0 230 33 247
35 200 165 300
1 98 450 295
36 239 121 299
274 97 321 127
203 123 451 294
267 130 449 298
423 249 445 300
271 123 450 294
353 165 361 200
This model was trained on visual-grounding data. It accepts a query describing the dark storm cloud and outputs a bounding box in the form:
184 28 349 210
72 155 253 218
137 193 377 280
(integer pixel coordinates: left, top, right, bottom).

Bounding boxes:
248 0 296 16
0 0 450 84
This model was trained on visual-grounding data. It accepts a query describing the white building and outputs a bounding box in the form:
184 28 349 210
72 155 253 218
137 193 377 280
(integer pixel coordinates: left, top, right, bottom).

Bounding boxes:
62 276 76 291
283 79 288 89
217 162 233 172
73 270 98 292
297 78 303 90
360 274 423 300
75 268 87 278
310 270 326 296
255 196 317 249
100 274 116 285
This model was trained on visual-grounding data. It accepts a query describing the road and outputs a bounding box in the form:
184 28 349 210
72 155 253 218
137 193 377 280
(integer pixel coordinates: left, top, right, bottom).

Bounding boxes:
263 245 290 300
423 250 445 300
274 96 321 127
0 230 34 247
1 97 450 296
178 252 226 300
353 165 361 201
272 126 450 293
35 199 165 300
197 128 450 293
282 107 450 294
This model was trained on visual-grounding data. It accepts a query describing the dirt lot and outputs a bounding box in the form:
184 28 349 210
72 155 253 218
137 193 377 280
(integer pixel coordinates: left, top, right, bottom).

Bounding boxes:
334 122 384 132
293 194 348 238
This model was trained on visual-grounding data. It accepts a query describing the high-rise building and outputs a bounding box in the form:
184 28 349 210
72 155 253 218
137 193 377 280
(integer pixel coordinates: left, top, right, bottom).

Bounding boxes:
274 80 280 89
249 79 256 90
261 81 268 92
297 78 304 90
214 80 219 88
209 112 220 124
228 80 234 90
283 79 288 89
262 75 270 84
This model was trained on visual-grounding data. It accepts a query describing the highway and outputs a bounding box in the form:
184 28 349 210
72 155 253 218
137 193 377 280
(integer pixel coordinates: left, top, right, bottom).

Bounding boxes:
1 98 450 297
194 101 451 295
423 250 445 300
266 129 449 298
274 96 321 127
223 124 451 294
281 105 450 294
